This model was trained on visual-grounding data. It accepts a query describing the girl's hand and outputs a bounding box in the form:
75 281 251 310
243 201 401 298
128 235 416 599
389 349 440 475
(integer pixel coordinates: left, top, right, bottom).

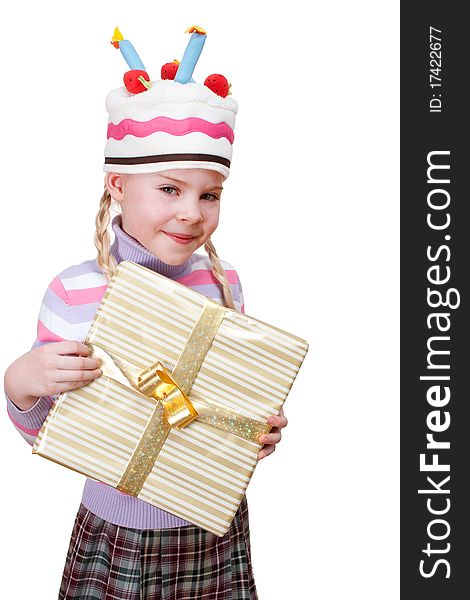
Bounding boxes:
257 406 288 460
5 341 102 410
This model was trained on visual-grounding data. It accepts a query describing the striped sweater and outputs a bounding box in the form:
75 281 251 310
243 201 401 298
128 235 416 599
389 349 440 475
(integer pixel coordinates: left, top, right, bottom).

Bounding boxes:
5 215 245 529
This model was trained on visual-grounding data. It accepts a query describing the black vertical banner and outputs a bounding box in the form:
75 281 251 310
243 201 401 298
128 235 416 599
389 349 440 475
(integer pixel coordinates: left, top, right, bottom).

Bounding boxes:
401 3 469 598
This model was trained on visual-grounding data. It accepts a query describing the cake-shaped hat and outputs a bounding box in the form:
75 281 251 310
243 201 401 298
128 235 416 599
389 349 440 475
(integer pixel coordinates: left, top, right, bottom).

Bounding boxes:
104 26 237 179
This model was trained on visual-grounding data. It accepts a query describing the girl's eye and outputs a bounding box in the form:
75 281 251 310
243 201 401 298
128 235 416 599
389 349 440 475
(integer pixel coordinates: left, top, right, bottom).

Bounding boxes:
160 186 178 195
158 187 219 201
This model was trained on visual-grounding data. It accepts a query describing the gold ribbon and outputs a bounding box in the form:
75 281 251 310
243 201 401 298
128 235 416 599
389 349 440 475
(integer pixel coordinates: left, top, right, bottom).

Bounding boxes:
138 361 198 429
86 300 271 496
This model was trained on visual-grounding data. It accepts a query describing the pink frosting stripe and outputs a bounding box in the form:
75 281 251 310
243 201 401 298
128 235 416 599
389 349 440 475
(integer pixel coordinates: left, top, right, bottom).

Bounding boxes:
107 116 234 144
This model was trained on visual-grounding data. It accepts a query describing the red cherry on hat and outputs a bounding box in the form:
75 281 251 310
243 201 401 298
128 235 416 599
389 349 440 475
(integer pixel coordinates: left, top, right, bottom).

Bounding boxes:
161 61 180 80
123 70 151 94
204 74 230 98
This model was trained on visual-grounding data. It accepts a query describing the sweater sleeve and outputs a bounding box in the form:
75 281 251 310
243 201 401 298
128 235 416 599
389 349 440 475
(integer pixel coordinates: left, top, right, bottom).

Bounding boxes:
5 274 73 446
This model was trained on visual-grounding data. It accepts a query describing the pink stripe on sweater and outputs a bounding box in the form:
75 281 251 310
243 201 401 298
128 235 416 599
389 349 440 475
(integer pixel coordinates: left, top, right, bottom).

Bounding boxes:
66 286 108 306
177 269 239 287
6 408 40 436
107 116 234 144
50 274 107 306
49 276 68 301
37 320 64 343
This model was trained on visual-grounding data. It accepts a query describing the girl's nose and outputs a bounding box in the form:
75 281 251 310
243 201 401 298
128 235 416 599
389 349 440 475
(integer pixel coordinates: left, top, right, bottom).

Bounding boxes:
176 196 203 223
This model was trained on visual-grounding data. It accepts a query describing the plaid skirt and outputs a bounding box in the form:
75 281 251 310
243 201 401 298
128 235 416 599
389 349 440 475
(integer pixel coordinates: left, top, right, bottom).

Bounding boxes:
58 495 258 600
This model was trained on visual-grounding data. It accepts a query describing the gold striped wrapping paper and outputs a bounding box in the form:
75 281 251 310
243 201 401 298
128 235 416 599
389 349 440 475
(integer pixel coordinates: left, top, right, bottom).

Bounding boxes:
32 260 309 536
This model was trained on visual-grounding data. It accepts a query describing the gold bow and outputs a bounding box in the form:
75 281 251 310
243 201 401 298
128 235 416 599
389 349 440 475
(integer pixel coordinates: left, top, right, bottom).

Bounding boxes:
86 299 271 496
137 361 198 429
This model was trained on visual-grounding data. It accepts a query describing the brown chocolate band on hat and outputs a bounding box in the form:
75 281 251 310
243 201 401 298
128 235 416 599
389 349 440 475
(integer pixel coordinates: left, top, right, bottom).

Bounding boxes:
105 153 230 168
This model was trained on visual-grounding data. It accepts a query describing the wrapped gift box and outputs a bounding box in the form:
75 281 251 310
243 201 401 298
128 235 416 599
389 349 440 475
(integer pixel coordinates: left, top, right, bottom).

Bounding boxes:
32 260 308 536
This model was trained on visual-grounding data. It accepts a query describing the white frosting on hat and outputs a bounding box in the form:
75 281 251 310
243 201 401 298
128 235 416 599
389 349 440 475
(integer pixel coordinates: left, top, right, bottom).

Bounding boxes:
106 80 238 114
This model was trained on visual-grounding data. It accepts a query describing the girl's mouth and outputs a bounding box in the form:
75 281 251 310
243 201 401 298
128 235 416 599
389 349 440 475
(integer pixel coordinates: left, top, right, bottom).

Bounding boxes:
162 231 196 245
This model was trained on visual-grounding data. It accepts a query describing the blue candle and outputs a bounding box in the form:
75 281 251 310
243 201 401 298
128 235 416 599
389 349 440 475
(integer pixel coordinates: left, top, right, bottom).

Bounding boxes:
111 27 146 71
118 40 146 71
175 26 207 84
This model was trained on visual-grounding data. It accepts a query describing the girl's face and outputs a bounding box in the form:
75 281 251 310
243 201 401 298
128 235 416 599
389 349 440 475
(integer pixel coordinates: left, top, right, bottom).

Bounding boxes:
106 169 224 265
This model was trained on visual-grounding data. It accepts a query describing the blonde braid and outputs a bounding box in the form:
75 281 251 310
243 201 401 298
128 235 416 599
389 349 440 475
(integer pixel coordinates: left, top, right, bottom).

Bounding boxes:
94 187 118 283
204 238 237 310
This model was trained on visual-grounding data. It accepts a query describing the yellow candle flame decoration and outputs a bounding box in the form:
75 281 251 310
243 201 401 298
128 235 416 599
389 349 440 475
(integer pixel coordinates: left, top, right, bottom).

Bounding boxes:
112 27 124 42
185 25 207 35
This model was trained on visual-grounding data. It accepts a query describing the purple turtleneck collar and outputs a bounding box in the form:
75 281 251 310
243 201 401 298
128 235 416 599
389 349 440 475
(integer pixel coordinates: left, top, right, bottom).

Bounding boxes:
109 215 192 280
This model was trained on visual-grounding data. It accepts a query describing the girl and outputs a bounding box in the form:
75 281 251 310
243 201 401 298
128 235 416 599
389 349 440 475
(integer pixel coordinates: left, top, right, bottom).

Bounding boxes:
4 27 287 600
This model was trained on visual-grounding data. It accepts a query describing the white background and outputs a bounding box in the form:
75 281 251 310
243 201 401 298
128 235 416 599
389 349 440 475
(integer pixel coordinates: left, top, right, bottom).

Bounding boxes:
0 1 399 598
